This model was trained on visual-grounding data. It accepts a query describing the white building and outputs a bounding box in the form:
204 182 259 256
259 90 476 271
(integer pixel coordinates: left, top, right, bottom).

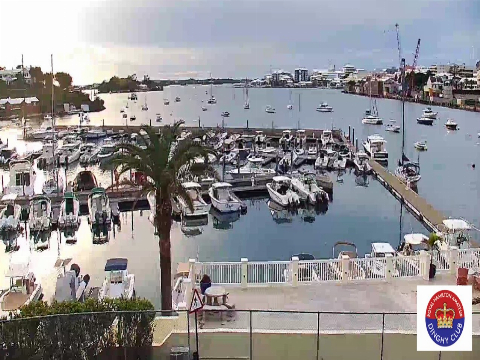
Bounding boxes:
0 67 31 85
342 64 356 76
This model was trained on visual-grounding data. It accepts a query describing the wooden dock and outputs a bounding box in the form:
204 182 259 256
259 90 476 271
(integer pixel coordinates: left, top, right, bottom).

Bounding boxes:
369 160 447 233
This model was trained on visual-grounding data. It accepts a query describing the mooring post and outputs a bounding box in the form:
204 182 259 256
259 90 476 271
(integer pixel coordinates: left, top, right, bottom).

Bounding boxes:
348 125 351 141
352 128 355 146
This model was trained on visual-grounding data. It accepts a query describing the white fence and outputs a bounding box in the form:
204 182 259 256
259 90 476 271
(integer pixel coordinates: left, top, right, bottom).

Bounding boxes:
191 247 480 287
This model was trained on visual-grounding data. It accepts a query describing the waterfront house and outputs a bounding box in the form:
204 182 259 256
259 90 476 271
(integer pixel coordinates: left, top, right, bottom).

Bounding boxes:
0 67 31 85
0 96 40 117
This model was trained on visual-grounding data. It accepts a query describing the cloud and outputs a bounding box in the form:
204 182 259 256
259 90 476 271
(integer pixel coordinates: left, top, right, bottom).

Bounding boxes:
1 0 478 84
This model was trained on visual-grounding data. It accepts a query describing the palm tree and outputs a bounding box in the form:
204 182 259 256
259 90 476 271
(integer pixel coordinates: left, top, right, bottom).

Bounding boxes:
107 123 212 310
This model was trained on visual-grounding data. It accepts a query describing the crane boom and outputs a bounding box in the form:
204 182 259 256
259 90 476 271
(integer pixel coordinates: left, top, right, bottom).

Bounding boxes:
407 39 421 97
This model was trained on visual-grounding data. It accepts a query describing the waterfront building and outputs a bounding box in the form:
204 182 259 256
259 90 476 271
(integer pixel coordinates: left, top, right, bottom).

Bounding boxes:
294 68 300 83
300 68 308 82
0 96 40 117
0 67 31 85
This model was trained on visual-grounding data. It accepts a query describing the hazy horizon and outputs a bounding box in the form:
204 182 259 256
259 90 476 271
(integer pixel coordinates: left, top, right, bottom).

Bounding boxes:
1 0 479 85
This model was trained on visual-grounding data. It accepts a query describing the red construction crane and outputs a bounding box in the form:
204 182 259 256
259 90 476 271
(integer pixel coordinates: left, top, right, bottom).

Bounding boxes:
407 39 421 97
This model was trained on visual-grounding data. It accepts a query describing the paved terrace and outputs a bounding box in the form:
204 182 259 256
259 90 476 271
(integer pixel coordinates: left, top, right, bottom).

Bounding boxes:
189 274 480 333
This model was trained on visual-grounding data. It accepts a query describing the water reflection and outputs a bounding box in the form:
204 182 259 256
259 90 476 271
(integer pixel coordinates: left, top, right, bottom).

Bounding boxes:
267 200 328 224
355 174 370 187
210 208 241 230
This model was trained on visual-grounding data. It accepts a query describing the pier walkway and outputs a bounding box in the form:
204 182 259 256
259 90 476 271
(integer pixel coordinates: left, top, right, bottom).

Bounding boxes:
369 160 446 233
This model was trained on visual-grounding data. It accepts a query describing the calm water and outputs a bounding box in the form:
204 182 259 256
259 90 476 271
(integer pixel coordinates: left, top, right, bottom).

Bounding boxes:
1 86 479 307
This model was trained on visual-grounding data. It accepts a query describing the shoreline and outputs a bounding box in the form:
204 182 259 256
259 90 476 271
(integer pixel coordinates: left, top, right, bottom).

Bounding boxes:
342 91 480 113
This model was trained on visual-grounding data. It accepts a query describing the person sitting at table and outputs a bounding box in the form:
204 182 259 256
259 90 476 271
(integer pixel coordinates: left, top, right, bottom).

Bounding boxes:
200 274 211 295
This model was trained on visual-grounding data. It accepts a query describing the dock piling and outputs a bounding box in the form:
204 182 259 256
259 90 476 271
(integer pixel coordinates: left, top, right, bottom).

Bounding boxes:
348 126 351 141
355 139 358 152
352 128 355 148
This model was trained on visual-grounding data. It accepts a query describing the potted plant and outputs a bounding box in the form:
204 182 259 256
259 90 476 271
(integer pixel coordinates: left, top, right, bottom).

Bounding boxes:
427 233 441 279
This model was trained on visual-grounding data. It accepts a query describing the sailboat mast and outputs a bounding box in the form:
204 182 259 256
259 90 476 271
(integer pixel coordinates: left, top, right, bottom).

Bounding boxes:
210 72 213 98
401 58 406 165
51 54 54 126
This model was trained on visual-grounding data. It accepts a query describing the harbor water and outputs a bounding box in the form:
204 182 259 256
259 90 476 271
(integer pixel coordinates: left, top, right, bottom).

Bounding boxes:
0 86 479 307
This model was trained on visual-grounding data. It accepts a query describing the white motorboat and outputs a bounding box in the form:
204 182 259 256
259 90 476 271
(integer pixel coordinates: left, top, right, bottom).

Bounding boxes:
130 93 138 101
385 120 400 133
8 160 36 196
0 194 22 249
445 119 458 130
208 182 243 213
294 148 305 156
207 96 217 104
0 263 42 316
279 130 293 147
266 176 300 207
202 106 208 111
254 131 266 144
81 113 90 123
314 155 327 170
422 107 438 119
362 135 388 162
365 242 397 278
417 117 434 125
130 115 136 121
278 151 298 173
307 146 317 156
73 170 98 192
226 158 275 178
221 111 230 117
84 127 107 140
28 125 57 140
395 162 421 186
295 129 307 148
88 187 112 227
97 140 117 162
291 173 329 205
321 130 334 146
332 156 347 170
43 175 64 195
58 192 81 231
175 96 181 102
54 261 90 302
316 102 333 112
331 241 366 280
98 258 135 300
414 141 427 151
29 194 52 233
265 105 276 113
353 151 372 174
156 113 163 122
362 114 383 125
287 104 293 110
164 99 170 105
79 143 100 165
36 141 56 168
175 182 211 218
58 142 81 165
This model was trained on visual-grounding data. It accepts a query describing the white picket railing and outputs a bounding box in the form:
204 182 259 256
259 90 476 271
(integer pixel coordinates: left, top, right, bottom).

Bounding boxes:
458 248 480 270
199 262 242 284
192 247 480 287
247 261 290 284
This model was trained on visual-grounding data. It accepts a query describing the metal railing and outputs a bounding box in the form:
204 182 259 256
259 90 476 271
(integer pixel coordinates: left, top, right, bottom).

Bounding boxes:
194 247 480 287
2 310 479 360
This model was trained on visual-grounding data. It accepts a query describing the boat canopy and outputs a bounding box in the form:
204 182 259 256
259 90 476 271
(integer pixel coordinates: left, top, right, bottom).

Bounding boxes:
404 233 429 245
293 253 315 261
211 182 232 189
6 262 30 278
2 193 18 202
273 176 291 182
371 242 396 254
91 187 106 194
182 182 201 189
442 219 471 231
31 194 50 202
105 258 128 272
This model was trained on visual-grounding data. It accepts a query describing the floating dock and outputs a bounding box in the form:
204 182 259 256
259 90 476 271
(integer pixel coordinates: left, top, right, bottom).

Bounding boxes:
369 160 447 233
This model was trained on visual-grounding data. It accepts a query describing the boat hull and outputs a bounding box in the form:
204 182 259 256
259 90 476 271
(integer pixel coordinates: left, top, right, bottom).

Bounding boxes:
208 188 242 213
417 118 434 125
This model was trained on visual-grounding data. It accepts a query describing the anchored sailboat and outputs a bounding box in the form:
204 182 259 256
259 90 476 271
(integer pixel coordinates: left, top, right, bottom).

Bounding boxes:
395 58 421 187
362 76 383 125
243 79 250 109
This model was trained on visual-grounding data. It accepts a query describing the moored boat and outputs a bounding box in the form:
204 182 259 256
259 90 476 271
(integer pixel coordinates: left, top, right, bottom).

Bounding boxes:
445 119 457 130
208 182 244 213
98 258 135 300
266 176 300 207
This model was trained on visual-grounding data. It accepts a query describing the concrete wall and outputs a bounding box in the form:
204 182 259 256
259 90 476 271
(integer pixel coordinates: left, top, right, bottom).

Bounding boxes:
155 332 480 360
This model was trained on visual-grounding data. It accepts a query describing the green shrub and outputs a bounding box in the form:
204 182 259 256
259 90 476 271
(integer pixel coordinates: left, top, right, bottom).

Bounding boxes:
0 298 155 360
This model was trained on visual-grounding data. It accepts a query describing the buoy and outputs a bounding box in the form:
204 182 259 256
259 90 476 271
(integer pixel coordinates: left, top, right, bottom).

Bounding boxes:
472 164 476 168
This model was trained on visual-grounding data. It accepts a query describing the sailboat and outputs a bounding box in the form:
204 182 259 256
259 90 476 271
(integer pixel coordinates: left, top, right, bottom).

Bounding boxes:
394 59 421 187
243 79 250 109
287 89 293 110
362 76 383 125
141 96 148 111
207 73 217 104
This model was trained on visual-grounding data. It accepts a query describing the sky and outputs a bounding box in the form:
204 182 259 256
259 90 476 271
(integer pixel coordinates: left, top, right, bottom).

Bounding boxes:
0 0 479 85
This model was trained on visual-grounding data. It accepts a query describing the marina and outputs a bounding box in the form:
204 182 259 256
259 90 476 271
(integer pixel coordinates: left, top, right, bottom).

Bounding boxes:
0 86 480 310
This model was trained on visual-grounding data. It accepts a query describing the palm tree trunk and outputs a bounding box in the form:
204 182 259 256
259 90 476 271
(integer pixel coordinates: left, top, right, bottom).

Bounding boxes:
156 191 173 311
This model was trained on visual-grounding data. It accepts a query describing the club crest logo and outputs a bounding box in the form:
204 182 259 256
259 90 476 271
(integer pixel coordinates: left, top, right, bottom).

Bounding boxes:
425 290 464 347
